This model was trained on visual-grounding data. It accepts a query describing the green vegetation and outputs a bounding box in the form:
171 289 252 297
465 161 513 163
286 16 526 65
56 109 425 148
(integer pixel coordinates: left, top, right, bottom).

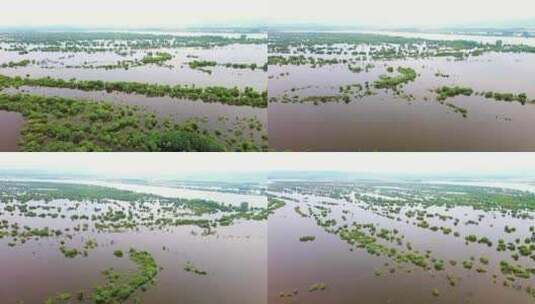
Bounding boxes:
505 225 516 233
184 262 208 275
269 32 535 60
465 235 478 242
59 246 79 258
1 32 266 53
45 292 72 304
0 74 267 108
373 67 417 90
435 86 534 106
141 52 173 64
270 180 535 303
0 93 227 152
188 60 217 69
223 62 265 71
0 180 271 249
268 31 535 124
481 91 532 105
435 86 474 101
1 59 31 68
92 249 158 304
299 235 316 242
499 261 532 279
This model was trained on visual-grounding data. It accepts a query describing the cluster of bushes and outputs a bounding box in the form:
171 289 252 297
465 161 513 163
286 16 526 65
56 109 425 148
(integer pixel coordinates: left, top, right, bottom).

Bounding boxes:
141 52 173 64
188 60 217 69
435 86 474 101
374 67 417 89
481 91 531 105
0 93 225 152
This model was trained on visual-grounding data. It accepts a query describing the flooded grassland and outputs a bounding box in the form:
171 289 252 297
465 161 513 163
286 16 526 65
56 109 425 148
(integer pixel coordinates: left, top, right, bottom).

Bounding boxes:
0 180 276 304
268 181 535 303
0 31 268 151
268 32 535 151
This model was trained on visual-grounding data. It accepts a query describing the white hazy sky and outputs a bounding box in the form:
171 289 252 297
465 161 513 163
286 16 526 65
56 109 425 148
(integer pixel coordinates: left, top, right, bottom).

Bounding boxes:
269 0 535 27
0 0 267 27
2 0 534 28
1 153 535 178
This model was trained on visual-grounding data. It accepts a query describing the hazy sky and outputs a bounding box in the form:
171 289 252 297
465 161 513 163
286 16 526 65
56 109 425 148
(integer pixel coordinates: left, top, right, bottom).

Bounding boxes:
1 153 535 178
0 0 267 27
268 0 535 27
3 0 534 28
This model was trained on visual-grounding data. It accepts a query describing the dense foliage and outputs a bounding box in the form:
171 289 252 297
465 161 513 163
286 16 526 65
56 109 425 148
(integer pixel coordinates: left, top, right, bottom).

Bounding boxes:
0 93 225 151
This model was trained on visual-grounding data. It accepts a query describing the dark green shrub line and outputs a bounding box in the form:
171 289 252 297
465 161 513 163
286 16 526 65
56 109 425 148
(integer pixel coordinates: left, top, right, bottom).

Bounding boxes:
0 59 31 68
0 74 267 108
435 86 535 105
435 86 474 101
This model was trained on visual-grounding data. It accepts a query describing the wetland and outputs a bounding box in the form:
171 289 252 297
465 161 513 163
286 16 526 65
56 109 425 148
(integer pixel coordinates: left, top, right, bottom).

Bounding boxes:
0 31 268 151
0 178 269 304
268 31 535 151
268 179 535 303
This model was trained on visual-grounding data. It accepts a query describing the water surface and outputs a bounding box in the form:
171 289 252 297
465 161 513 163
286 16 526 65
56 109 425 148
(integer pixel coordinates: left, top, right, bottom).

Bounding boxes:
0 111 23 151
269 53 535 151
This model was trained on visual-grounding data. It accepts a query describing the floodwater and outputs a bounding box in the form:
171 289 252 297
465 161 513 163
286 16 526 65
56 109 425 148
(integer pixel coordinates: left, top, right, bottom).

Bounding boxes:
286 30 535 46
0 219 266 304
2 86 267 142
0 110 24 151
0 180 267 304
268 186 534 304
358 31 535 46
0 178 267 208
0 32 268 151
268 52 535 151
0 44 267 90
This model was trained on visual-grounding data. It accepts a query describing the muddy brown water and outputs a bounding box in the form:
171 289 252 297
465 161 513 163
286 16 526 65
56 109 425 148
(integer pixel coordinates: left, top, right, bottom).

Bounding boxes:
0 183 267 304
268 53 535 151
0 39 267 150
0 44 267 91
0 223 267 304
0 110 24 151
268 191 534 304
